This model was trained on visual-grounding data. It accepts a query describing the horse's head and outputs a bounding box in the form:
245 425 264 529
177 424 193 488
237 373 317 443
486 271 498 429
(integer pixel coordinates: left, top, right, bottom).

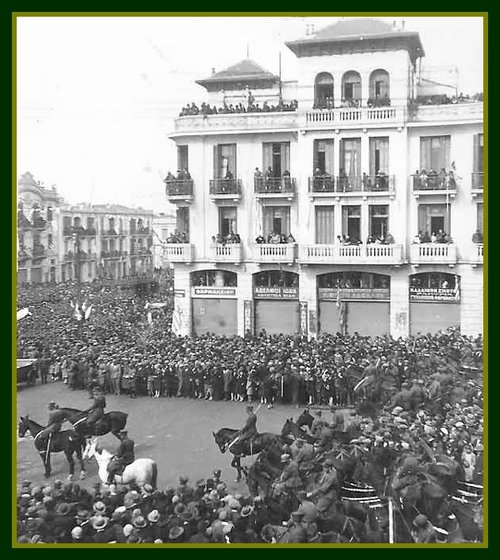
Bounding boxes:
18 416 29 438
82 438 98 460
212 431 227 454
281 418 294 437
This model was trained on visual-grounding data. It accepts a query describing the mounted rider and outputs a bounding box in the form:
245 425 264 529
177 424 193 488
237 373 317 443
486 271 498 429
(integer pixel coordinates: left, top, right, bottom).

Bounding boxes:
83 388 107 431
37 401 67 453
106 429 135 484
228 405 258 451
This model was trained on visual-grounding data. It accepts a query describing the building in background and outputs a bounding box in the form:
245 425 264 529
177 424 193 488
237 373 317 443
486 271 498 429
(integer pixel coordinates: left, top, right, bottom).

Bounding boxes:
166 18 483 338
152 212 177 269
17 173 155 283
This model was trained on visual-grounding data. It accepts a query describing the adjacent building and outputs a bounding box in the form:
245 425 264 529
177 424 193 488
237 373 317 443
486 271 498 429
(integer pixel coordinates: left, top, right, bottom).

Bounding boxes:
166 19 484 338
17 172 155 283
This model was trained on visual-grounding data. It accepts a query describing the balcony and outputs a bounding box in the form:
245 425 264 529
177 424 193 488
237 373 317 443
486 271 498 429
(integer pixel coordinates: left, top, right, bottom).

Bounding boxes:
309 175 395 198
304 106 405 128
101 250 123 259
209 243 242 264
165 179 194 204
410 243 457 265
408 102 483 124
173 111 298 136
163 243 194 263
299 243 404 265
209 179 242 202
253 243 296 264
254 177 296 200
101 230 119 237
467 243 483 266
412 173 457 198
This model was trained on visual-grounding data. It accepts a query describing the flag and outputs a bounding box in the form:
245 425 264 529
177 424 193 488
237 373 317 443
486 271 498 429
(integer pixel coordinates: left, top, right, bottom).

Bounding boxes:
17 308 31 321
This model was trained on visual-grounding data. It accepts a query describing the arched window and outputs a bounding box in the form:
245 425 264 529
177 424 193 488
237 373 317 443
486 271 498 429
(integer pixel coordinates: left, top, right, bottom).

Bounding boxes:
369 69 390 107
341 71 362 107
314 72 334 109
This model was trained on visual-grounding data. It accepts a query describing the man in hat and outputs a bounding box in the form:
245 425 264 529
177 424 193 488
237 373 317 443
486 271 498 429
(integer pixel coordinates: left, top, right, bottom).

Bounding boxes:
106 430 135 485
307 458 339 513
228 405 258 450
83 388 107 432
412 514 437 543
37 401 68 455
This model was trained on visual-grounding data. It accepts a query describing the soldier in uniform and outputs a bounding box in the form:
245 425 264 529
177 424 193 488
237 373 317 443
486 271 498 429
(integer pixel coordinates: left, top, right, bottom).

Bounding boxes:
83 388 107 432
38 401 67 454
106 430 135 485
229 405 258 449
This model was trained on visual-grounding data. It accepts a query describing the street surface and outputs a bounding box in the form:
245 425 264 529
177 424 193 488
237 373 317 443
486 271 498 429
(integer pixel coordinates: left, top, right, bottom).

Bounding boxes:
16 382 314 493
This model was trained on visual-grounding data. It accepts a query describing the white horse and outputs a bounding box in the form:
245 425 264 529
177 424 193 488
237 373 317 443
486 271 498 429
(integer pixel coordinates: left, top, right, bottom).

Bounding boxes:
83 439 158 488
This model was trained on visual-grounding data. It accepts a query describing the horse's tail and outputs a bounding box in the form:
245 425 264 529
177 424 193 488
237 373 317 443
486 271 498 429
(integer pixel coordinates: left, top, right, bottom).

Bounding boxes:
151 461 158 489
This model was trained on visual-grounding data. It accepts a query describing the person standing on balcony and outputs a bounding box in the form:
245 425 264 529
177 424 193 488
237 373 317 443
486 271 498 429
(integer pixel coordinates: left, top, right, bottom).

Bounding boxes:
472 230 483 243
385 232 395 245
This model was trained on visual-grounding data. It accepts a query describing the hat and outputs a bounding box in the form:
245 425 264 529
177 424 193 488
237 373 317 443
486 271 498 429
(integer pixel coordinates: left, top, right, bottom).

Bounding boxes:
281 454 291 463
169 526 184 540
240 505 254 517
413 514 428 528
90 515 109 530
71 526 83 539
132 515 147 529
56 502 72 516
76 509 91 521
174 502 187 516
179 475 189 484
196 479 205 488
147 509 160 523
93 501 106 514
228 498 241 511
123 524 134 538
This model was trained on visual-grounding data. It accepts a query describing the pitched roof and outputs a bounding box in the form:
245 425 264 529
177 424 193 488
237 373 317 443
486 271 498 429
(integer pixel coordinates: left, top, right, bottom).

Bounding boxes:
196 59 278 87
313 18 397 39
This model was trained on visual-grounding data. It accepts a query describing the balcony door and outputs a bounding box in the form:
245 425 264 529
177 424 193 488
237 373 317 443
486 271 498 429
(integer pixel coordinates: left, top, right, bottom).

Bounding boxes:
177 145 189 171
315 206 335 243
219 207 237 236
313 139 334 174
369 137 389 175
418 204 450 237
263 142 290 177
342 205 361 241
214 144 237 178
420 136 450 171
340 138 361 177
263 206 290 236
176 207 190 240
369 205 389 239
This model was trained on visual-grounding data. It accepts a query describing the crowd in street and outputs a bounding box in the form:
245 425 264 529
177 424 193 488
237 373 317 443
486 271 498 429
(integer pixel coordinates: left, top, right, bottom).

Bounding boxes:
17 280 483 543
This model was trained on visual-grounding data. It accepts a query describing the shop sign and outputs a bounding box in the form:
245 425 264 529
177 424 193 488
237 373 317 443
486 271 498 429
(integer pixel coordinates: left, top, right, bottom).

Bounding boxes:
409 287 460 302
254 286 299 300
318 288 390 301
192 287 236 297
174 289 185 298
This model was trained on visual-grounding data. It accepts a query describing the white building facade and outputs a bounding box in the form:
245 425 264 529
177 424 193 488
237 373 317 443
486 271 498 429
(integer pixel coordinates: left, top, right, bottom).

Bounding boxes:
166 19 484 339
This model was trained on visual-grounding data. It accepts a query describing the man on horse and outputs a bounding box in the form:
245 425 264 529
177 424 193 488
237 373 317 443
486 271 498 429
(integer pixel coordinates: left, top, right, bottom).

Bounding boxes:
37 401 67 454
83 388 107 432
106 429 135 484
228 405 258 451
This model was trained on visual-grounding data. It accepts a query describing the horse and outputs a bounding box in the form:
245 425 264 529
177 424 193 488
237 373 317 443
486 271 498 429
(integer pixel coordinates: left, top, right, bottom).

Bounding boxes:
18 415 86 480
296 409 314 430
212 428 281 481
59 407 128 439
82 438 157 489
281 418 316 444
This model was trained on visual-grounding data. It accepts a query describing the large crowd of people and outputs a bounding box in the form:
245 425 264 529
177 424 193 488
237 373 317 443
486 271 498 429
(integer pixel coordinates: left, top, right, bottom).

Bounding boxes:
179 99 298 117
17 279 483 543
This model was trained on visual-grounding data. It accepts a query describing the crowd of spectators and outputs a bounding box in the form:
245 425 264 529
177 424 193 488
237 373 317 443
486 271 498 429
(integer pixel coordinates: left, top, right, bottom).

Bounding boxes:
413 168 457 190
179 99 298 117
17 278 483 543
412 230 453 244
211 233 241 245
165 230 189 244
414 92 483 106
255 233 295 245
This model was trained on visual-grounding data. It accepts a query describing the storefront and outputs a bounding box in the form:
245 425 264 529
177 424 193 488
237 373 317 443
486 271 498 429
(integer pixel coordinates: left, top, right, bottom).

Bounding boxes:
409 272 460 335
317 271 390 336
254 271 300 335
191 270 238 336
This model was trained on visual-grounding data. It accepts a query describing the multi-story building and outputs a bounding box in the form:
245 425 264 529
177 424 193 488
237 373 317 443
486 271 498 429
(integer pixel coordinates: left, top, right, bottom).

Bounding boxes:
17 172 63 284
166 18 484 338
17 172 155 283
152 212 177 269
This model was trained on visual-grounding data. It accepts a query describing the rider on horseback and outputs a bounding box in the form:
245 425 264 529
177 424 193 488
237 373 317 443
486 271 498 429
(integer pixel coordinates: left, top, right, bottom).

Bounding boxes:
228 405 257 451
83 388 106 431
106 429 135 485
37 401 66 453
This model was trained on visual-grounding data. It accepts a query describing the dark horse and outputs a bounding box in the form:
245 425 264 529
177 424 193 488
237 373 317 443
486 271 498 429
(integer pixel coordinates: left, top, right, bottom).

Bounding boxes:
18 415 86 480
281 418 316 444
59 407 128 439
213 428 281 481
